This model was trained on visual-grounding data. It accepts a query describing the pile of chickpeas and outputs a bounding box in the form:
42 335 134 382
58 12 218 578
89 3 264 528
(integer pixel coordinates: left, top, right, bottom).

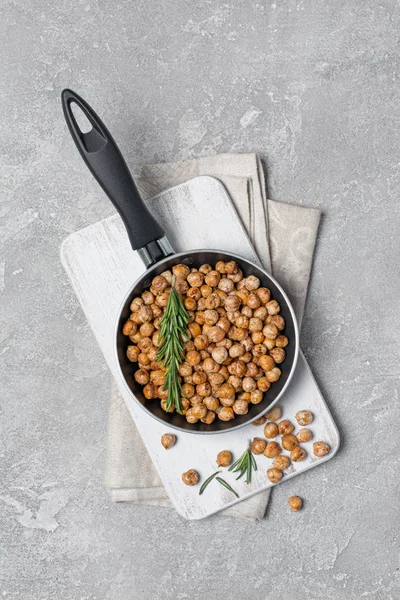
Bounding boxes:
122 260 289 424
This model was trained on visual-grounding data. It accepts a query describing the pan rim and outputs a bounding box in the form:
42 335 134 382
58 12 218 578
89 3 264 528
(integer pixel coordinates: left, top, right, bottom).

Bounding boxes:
114 248 300 435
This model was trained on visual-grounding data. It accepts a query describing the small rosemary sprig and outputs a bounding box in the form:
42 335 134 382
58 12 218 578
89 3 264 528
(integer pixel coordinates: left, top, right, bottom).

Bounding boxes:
199 471 220 495
228 443 257 484
216 477 239 498
156 275 190 413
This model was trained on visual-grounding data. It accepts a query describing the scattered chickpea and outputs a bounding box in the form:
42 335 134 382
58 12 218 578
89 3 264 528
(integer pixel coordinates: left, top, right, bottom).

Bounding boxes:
161 433 176 449
281 434 298 452
273 454 291 470
264 422 279 439
288 496 303 512
264 441 281 458
313 441 330 457
296 410 314 426
267 467 283 483
297 429 313 443
291 446 307 462
251 438 267 454
217 450 232 467
182 469 199 486
265 406 282 421
278 419 295 435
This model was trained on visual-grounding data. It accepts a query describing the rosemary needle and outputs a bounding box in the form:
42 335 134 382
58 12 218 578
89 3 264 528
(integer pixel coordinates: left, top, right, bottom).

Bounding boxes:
199 471 220 495
228 444 257 484
216 477 239 498
156 275 190 413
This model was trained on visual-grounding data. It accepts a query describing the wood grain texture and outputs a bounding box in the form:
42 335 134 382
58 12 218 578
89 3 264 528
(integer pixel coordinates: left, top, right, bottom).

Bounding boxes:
60 176 339 520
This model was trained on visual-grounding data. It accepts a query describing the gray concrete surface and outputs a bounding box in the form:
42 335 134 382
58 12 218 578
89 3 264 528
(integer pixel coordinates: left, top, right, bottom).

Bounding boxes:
1 1 399 598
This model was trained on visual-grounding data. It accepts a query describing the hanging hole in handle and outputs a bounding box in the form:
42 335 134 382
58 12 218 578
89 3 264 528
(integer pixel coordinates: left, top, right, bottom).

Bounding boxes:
70 101 93 134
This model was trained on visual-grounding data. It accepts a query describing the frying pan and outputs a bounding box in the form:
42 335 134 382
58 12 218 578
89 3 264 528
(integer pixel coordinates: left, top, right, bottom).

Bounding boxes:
61 88 299 434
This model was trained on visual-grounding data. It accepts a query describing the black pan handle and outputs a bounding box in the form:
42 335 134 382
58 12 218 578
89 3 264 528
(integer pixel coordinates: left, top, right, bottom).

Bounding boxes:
61 89 165 252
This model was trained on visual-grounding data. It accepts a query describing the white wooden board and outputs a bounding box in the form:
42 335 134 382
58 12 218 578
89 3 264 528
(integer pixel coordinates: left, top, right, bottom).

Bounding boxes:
61 176 340 520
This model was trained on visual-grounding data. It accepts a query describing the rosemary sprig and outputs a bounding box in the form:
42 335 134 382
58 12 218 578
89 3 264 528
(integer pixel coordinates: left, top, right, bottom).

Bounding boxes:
216 477 239 498
199 471 220 495
156 275 190 413
228 443 257 484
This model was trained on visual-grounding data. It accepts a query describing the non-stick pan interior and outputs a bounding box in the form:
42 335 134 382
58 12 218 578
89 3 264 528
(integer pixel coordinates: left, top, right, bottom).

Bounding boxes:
116 250 298 434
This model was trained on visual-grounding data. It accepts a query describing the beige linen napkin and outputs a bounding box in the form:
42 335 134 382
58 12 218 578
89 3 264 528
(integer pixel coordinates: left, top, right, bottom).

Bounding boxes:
104 153 321 520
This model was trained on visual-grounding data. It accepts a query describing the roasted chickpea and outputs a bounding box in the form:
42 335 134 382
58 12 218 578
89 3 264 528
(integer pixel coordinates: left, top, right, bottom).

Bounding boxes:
265 367 281 383
204 309 219 325
296 410 314 426
264 441 281 458
204 395 219 411
172 264 190 279
229 327 248 342
256 287 271 303
151 370 167 386
127 346 140 362
228 360 247 377
190 394 202 405
215 261 227 274
199 285 212 299
233 399 249 415
192 371 207 385
252 416 266 426
229 344 245 358
182 469 199 486
269 347 286 364
218 278 234 293
267 467 283 483
134 369 150 385
253 344 267 357
204 270 220 287
208 372 225 387
141 290 154 306
263 323 279 339
242 337 254 352
207 326 225 343
140 322 155 338
197 382 212 397
264 422 279 438
186 350 201 366
254 306 267 320
227 269 243 283
155 292 169 308
247 293 261 310
259 355 276 372
288 496 303 512
257 377 271 392
281 434 299 451
183 297 196 311
191 403 208 419
266 300 280 315
269 315 285 330
278 419 295 435
123 320 136 336
264 337 276 350
241 305 253 318
227 310 241 324
251 438 267 454
225 261 239 274
201 410 216 424
237 392 251 402
151 305 163 320
137 337 152 352
313 441 330 457
242 352 252 364
248 317 263 333
160 398 174 412
297 429 313 443
214 317 229 334
130 297 143 312
138 352 151 366
138 305 153 324
198 263 212 275
273 454 291 470
225 295 241 312
250 389 263 404
143 383 156 399
179 362 193 377
275 335 289 348
175 279 189 295
161 433 176 449
187 272 203 288
218 383 235 400
240 376 255 392
185 408 199 423
235 315 249 329
291 446 307 462
211 347 228 365
182 383 195 399
187 323 200 339
218 407 235 421
216 450 232 467
187 287 201 301
244 275 261 291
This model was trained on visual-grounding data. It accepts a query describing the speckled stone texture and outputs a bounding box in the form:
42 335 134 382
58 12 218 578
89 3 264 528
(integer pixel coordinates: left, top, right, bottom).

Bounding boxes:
1 1 399 598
